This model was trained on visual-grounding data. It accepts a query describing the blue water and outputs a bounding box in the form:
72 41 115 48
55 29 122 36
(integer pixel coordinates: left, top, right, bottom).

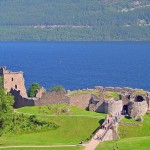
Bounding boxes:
0 42 150 91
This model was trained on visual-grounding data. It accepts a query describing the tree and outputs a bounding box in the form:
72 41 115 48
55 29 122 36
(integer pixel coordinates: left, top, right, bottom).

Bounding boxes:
0 78 14 135
0 76 3 88
28 83 40 97
49 85 65 92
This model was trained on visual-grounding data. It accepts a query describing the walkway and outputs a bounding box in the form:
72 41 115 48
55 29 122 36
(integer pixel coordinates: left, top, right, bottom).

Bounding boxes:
84 114 120 150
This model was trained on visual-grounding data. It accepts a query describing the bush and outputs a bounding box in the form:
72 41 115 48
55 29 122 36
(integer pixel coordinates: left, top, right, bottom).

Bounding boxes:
28 83 40 97
49 85 65 92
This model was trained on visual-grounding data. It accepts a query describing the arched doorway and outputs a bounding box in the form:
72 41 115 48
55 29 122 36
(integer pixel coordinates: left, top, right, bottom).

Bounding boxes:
122 105 128 115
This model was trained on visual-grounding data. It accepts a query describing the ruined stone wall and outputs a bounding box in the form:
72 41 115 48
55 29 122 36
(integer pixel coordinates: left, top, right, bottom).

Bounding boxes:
121 95 130 106
94 100 105 113
128 101 148 118
35 91 69 106
11 89 35 108
104 100 123 115
36 87 46 98
69 94 92 109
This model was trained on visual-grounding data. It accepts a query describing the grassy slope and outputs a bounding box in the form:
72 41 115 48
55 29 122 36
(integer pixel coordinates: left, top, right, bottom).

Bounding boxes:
1 148 83 150
0 105 105 146
96 136 150 150
67 90 100 97
16 104 104 116
96 114 150 150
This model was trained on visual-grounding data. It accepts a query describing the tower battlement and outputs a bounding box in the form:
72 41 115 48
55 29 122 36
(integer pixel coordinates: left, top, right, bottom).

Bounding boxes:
0 66 27 98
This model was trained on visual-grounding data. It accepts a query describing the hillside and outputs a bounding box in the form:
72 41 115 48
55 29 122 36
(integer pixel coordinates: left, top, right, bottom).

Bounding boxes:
0 0 150 41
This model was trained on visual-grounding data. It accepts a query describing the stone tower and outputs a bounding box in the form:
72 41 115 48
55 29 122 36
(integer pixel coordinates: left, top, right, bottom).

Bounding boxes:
0 66 27 98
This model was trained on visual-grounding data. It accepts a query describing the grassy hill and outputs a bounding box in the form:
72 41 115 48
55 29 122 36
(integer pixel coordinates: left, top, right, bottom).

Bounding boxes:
0 105 104 149
0 0 149 41
96 114 150 150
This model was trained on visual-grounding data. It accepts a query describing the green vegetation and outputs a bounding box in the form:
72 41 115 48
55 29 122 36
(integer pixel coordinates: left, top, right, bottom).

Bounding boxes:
0 79 59 139
96 136 150 150
0 116 102 146
67 90 100 97
119 115 150 138
0 104 104 146
96 114 150 150
28 83 40 97
0 76 3 87
0 84 14 135
104 91 120 100
133 90 147 95
50 86 65 92
16 104 104 116
1 147 83 150
0 0 149 41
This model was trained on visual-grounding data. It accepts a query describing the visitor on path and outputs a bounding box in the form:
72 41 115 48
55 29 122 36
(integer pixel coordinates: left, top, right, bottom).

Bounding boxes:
115 116 118 123
108 118 110 124
104 125 107 130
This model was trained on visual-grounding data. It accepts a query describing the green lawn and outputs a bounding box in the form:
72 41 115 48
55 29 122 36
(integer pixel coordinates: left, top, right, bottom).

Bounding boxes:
66 90 100 97
96 136 150 150
0 105 105 146
104 91 120 100
0 147 83 150
119 115 150 138
16 104 105 117
96 114 150 150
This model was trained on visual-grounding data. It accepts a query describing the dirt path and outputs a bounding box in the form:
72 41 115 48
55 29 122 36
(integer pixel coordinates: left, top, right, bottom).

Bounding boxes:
0 145 81 149
84 129 104 150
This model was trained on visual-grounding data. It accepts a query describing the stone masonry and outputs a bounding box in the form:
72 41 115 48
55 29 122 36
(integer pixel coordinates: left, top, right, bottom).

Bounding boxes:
1 66 149 118
0 66 27 97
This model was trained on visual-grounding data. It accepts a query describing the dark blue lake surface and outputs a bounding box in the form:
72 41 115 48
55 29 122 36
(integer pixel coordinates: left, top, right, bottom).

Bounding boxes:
0 42 150 91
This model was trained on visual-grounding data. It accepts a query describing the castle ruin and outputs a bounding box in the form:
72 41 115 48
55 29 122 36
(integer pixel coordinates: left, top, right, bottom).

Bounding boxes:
0 66 149 118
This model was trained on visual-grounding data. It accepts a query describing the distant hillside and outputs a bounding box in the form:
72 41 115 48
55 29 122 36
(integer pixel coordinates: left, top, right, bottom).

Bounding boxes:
0 0 149 41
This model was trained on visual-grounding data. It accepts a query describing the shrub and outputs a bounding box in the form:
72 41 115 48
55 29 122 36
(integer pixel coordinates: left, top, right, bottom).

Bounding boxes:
49 85 65 92
28 83 40 97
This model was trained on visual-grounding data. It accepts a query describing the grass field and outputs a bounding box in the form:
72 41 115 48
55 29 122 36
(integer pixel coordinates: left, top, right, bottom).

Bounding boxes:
96 114 150 150
96 136 150 150
66 90 100 97
0 147 83 150
0 105 105 147
16 104 104 116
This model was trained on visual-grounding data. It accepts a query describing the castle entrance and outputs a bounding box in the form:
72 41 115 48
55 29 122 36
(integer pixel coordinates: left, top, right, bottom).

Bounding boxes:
122 105 128 115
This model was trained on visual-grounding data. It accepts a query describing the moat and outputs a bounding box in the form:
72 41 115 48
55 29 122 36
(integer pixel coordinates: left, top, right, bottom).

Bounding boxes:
0 42 150 90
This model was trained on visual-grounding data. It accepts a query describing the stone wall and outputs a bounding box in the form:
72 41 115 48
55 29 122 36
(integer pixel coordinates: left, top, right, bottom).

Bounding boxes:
104 100 123 115
91 100 105 113
128 101 148 118
69 94 92 109
35 91 70 106
36 87 46 98
11 89 35 108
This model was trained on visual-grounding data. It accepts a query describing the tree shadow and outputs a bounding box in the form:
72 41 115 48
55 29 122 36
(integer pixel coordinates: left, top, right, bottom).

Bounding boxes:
125 116 130 119
99 119 105 125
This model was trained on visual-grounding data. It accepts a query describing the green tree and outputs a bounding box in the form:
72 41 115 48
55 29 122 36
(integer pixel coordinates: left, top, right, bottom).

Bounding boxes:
28 83 40 97
0 81 14 135
50 85 65 92
0 76 3 88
